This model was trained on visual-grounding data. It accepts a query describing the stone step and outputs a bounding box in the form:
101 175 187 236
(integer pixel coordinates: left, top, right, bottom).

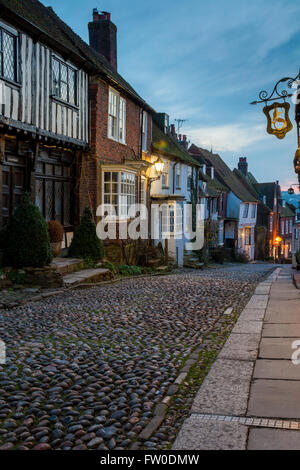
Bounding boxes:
52 258 84 275
184 261 204 269
63 268 112 286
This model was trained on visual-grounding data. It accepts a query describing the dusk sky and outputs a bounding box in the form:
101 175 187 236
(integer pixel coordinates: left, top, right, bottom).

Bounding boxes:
44 0 300 189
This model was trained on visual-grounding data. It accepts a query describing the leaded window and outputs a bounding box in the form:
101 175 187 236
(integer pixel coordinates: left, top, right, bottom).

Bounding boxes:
52 57 77 105
0 27 17 82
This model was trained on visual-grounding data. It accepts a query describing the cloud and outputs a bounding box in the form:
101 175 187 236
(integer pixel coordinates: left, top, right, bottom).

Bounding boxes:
186 123 266 152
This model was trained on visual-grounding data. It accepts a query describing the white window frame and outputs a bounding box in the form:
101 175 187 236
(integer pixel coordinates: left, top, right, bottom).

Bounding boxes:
250 204 256 219
286 219 289 235
108 87 126 144
290 219 293 234
161 160 169 188
175 164 181 189
142 111 148 152
281 220 285 235
103 170 135 219
187 166 193 191
140 176 146 206
243 203 249 218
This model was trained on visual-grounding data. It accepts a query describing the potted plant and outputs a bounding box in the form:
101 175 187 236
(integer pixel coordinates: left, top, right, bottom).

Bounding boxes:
48 220 64 257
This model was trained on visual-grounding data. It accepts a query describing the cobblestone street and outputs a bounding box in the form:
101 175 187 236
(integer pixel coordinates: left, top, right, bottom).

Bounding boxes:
0 263 274 450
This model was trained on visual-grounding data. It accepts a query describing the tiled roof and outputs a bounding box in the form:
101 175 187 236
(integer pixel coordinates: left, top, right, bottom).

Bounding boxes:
152 123 200 166
279 203 295 217
0 0 152 109
189 145 258 203
253 182 277 211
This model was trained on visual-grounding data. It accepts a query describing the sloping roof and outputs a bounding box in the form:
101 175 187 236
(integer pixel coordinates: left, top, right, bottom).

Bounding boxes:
152 123 200 166
189 145 258 203
253 182 277 211
233 169 261 199
279 203 295 217
0 0 152 109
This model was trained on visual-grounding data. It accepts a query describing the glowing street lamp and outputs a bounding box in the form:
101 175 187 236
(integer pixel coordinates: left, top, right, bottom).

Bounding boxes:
153 157 164 175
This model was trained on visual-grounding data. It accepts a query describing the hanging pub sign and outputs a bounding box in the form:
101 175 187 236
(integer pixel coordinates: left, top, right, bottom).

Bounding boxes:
263 102 293 139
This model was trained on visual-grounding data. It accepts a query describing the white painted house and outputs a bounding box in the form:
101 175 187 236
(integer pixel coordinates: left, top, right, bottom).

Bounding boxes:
149 118 203 266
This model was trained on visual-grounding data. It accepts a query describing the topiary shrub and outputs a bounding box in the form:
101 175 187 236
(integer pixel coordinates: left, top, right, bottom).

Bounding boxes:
69 207 104 261
48 220 64 243
3 193 52 268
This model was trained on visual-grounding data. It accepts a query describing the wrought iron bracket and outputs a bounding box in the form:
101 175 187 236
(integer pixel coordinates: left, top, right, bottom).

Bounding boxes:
250 74 300 105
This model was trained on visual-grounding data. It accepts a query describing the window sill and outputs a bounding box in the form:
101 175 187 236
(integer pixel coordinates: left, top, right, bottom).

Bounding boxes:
0 76 21 89
107 136 127 146
50 95 79 111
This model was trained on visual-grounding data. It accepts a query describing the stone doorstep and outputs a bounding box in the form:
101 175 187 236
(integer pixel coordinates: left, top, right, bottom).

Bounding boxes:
52 258 84 275
62 268 111 286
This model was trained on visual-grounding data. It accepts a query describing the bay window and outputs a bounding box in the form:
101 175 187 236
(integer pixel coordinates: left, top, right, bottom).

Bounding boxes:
108 88 126 144
103 171 135 217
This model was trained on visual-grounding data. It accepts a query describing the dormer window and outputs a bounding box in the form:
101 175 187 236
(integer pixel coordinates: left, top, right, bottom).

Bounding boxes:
52 57 77 105
0 26 17 82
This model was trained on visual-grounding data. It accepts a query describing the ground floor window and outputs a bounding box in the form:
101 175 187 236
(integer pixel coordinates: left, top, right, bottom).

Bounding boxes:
103 171 135 217
244 227 251 245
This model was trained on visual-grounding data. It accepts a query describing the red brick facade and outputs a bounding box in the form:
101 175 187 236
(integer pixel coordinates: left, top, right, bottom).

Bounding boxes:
79 78 152 217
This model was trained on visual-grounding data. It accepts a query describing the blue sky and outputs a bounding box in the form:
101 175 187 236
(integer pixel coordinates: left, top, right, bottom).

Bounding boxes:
44 0 300 189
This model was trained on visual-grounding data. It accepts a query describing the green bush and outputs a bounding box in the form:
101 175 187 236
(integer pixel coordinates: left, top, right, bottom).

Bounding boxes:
3 194 52 268
103 261 117 273
235 251 249 264
119 265 142 276
69 207 104 261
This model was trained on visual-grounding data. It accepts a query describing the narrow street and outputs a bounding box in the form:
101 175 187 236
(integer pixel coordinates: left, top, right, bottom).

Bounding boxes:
0 263 274 450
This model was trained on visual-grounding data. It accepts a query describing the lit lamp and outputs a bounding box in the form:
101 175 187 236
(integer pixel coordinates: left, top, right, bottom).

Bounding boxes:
275 236 282 245
154 157 164 176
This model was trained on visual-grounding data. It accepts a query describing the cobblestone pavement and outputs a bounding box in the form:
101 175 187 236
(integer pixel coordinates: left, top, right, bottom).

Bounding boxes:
0 263 274 450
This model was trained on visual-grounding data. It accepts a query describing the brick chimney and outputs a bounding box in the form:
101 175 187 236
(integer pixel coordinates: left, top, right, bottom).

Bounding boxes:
88 9 117 71
238 157 248 176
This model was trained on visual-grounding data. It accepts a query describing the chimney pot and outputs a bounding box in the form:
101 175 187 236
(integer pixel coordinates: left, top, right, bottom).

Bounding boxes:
183 135 187 141
89 9 117 71
238 156 248 176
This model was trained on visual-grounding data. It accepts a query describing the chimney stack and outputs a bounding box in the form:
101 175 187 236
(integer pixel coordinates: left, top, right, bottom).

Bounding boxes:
238 157 248 176
88 9 117 71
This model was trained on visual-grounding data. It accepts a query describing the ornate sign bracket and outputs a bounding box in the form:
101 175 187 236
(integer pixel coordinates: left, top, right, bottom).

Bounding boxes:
250 74 299 105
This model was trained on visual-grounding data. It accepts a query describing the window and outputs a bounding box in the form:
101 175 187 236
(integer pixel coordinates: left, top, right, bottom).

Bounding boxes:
140 176 146 205
290 219 293 234
0 26 17 82
108 88 126 143
244 227 251 245
243 204 249 218
270 216 273 233
176 164 181 189
286 220 289 235
142 111 148 151
162 160 169 187
52 57 76 105
281 220 285 235
103 171 135 217
187 167 193 191
250 204 256 219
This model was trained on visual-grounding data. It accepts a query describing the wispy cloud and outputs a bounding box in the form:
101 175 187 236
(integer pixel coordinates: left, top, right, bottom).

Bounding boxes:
186 123 266 152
